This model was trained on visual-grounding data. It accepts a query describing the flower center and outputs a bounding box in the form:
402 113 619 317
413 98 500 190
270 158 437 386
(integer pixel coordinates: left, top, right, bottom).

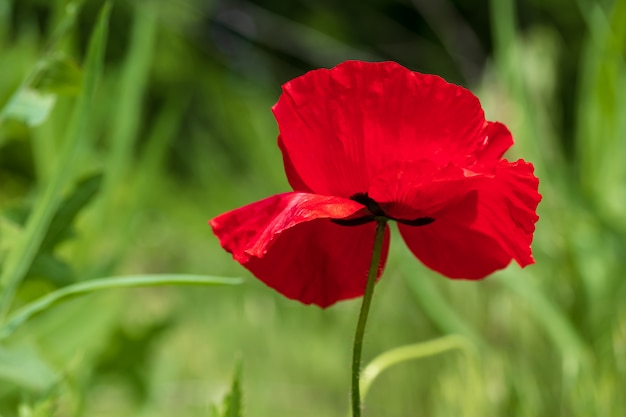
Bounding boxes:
332 192 435 227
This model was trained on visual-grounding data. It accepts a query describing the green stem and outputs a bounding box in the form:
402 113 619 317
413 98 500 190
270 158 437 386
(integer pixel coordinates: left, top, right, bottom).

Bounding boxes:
351 218 387 417
0 274 242 340
360 335 475 402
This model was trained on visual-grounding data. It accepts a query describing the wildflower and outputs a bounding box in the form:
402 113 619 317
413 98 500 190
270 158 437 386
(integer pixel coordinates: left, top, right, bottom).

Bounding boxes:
210 61 540 307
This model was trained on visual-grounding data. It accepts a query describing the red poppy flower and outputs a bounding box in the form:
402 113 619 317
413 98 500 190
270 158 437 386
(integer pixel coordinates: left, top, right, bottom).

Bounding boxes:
210 60 541 308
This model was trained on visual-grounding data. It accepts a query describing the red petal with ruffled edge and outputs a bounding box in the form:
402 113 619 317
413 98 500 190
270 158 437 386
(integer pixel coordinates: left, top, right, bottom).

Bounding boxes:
474 122 514 163
367 159 485 221
273 61 494 197
396 160 540 279
210 192 390 307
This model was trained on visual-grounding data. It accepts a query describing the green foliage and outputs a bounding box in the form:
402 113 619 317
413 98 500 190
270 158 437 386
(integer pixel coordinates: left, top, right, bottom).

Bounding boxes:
1 173 103 285
0 1 111 318
0 342 57 391
3 54 82 126
2 88 56 127
31 55 83 96
40 173 102 252
223 365 243 417
0 2 242 415
209 365 243 417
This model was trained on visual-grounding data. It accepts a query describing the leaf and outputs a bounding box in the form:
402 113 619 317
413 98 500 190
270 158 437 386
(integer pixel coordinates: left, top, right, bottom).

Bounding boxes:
0 342 57 391
31 54 83 96
2 55 82 126
223 363 243 417
13 291 125 374
17 396 57 417
41 173 102 251
0 1 82 126
0 214 22 263
28 253 75 286
0 274 242 339
1 173 102 281
2 88 56 127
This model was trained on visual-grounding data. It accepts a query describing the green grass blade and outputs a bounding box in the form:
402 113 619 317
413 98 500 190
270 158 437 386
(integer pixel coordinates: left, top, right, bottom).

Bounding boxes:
81 3 158 273
358 335 476 411
100 4 157 212
500 272 589 367
0 274 242 339
134 100 186 202
488 0 518 89
40 173 102 251
574 0 626 221
223 362 243 417
403 274 484 347
0 2 111 319
0 1 10 40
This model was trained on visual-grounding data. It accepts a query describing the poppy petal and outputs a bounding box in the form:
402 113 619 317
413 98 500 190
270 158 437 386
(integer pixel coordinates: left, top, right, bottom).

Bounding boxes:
210 192 390 307
473 122 514 163
273 60 493 197
398 160 540 279
367 159 485 221
246 220 390 307
278 135 314 193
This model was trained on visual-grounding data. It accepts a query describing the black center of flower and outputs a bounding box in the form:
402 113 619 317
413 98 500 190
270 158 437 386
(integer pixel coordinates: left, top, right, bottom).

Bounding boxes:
331 192 435 227
351 192 386 217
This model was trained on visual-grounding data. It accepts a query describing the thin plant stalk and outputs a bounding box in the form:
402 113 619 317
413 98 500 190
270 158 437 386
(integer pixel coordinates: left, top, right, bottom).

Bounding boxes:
351 218 387 417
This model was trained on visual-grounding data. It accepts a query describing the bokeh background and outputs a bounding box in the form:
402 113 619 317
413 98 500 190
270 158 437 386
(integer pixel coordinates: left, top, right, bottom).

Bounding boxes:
1 0 625 415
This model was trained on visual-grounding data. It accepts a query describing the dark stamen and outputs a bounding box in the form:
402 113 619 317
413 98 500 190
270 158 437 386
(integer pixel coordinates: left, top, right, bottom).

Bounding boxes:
331 192 436 227
350 193 386 217
396 216 436 226
331 216 376 226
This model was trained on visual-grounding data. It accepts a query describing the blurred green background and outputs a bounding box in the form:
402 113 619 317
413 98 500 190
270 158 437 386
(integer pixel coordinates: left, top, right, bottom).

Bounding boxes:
0 0 625 415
